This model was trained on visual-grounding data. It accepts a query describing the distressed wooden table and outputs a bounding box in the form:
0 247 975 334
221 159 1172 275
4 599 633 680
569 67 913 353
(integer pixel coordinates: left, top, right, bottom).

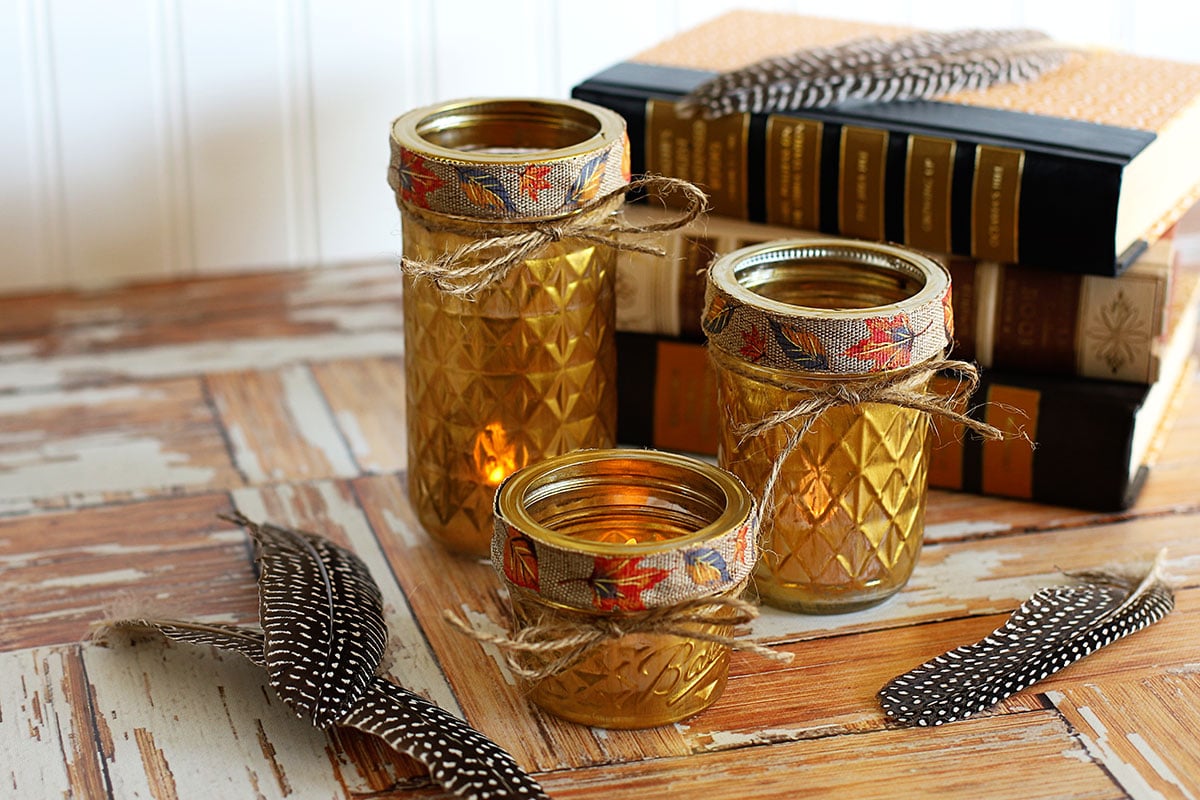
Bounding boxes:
2 262 1199 800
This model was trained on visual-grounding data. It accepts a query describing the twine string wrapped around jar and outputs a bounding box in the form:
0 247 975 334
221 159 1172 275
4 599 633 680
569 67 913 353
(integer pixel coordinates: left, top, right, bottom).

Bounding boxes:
398 174 708 297
446 594 790 682
738 357 1007 522
705 240 1009 613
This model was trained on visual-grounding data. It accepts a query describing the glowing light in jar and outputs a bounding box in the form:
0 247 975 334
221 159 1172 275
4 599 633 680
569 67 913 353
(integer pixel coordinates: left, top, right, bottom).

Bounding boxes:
473 422 519 487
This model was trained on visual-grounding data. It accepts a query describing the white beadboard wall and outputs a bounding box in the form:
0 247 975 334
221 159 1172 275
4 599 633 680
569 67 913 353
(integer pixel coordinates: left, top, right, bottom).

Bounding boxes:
2 0 1198 294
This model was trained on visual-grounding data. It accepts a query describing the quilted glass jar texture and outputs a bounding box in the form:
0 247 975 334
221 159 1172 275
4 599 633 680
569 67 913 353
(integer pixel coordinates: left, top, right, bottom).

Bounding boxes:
391 98 628 555
704 240 952 613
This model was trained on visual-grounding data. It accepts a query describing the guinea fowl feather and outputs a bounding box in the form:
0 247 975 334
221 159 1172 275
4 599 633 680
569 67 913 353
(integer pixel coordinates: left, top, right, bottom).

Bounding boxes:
94 513 548 800
878 551 1174 727
679 27 1072 119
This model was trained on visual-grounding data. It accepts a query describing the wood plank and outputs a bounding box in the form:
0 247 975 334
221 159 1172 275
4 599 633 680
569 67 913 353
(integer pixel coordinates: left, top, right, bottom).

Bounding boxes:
81 635 426 799
351 473 693 773
0 647 108 798
311 357 408 474
538 711 1122 800
748 509 1200 644
0 378 243 514
0 263 401 339
207 366 358 484
1048 675 1200 800
0 493 256 651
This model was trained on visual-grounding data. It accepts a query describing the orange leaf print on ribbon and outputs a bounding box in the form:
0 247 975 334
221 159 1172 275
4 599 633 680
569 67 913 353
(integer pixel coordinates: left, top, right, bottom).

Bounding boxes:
683 548 731 586
456 166 517 213
586 557 669 611
702 292 738 334
502 525 539 591
398 151 444 208
740 324 768 362
942 285 955 342
518 164 553 203
733 522 751 565
843 314 917 370
562 151 608 209
620 132 632 183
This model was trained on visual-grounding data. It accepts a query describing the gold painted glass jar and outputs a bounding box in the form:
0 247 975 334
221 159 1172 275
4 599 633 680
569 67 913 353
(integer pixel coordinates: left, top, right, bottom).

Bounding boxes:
703 240 952 614
492 449 757 728
389 98 630 555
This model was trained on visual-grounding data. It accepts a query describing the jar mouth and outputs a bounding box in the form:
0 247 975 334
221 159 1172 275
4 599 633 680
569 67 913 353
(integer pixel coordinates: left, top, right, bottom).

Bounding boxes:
496 449 753 555
393 98 623 165
711 239 948 320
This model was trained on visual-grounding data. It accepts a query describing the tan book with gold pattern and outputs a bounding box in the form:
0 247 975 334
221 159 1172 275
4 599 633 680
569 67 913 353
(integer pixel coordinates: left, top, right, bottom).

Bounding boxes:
573 11 1200 275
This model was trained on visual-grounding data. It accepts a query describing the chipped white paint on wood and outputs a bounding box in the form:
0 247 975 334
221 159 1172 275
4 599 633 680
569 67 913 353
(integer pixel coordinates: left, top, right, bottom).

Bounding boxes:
0 433 218 515
289 302 405 332
749 546 1033 641
0 648 96 798
83 638 352 799
229 482 461 717
277 364 358 478
1045 691 1166 800
0 332 406 391
924 519 1014 542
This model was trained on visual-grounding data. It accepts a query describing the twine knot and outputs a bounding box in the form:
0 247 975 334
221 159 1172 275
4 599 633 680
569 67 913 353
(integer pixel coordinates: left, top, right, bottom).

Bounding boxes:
445 595 792 682
733 358 1015 519
400 174 709 298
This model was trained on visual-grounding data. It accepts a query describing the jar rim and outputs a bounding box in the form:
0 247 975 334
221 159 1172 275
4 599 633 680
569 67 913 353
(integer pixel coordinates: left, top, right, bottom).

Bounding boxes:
495 448 753 556
710 238 949 320
392 97 625 166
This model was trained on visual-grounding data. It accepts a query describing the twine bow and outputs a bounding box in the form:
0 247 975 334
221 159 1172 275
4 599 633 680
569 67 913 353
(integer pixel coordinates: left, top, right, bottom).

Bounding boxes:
401 175 708 297
737 358 1012 519
445 595 792 682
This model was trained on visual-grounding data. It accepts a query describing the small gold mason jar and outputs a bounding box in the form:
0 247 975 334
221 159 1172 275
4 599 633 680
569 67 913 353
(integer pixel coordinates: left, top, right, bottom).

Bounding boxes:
389 98 630 555
492 449 757 728
703 240 953 614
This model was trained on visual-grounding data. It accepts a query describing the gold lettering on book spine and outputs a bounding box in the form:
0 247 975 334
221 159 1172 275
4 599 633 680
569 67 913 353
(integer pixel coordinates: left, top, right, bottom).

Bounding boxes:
838 126 888 240
645 99 749 217
766 117 822 229
904 135 956 253
971 145 1024 262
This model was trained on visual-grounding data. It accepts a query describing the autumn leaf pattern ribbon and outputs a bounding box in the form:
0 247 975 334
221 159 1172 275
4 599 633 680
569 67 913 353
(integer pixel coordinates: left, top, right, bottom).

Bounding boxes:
703 240 954 375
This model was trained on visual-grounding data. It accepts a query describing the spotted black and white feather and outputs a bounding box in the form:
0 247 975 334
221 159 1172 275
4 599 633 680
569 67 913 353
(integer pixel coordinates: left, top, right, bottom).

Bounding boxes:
226 511 389 728
95 514 548 800
879 552 1174 727
342 677 550 800
679 27 1072 119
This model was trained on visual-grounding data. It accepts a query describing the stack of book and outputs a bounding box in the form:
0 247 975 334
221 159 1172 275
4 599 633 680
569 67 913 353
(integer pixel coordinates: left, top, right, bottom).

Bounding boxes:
573 10 1200 511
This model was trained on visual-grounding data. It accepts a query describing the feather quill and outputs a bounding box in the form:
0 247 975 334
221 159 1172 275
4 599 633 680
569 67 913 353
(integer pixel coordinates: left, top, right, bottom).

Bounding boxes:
94 514 549 800
680 27 1073 119
878 551 1174 727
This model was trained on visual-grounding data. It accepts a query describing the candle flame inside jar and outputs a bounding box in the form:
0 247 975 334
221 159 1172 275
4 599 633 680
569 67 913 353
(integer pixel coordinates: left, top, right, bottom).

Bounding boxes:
473 422 520 487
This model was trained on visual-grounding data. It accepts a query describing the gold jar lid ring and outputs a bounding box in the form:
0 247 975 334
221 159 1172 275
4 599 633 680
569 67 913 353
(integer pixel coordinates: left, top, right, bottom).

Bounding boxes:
704 239 953 375
389 97 629 221
492 449 757 612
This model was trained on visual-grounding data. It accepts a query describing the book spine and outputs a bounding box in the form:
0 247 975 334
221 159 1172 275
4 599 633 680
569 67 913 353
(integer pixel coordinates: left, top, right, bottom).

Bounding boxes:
616 210 1172 382
616 333 1150 511
574 80 1128 275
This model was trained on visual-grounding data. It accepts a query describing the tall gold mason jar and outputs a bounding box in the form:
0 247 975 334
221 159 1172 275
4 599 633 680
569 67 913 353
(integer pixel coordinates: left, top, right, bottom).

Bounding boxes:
703 240 952 614
492 449 757 728
389 99 629 556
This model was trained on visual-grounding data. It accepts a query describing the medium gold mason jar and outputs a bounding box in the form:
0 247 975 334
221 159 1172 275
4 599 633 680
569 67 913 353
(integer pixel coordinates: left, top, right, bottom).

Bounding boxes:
492 449 757 728
389 98 630 556
703 240 952 614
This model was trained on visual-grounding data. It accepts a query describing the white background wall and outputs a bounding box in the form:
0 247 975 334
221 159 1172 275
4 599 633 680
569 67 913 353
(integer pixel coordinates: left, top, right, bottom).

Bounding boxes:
3 0 1198 294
